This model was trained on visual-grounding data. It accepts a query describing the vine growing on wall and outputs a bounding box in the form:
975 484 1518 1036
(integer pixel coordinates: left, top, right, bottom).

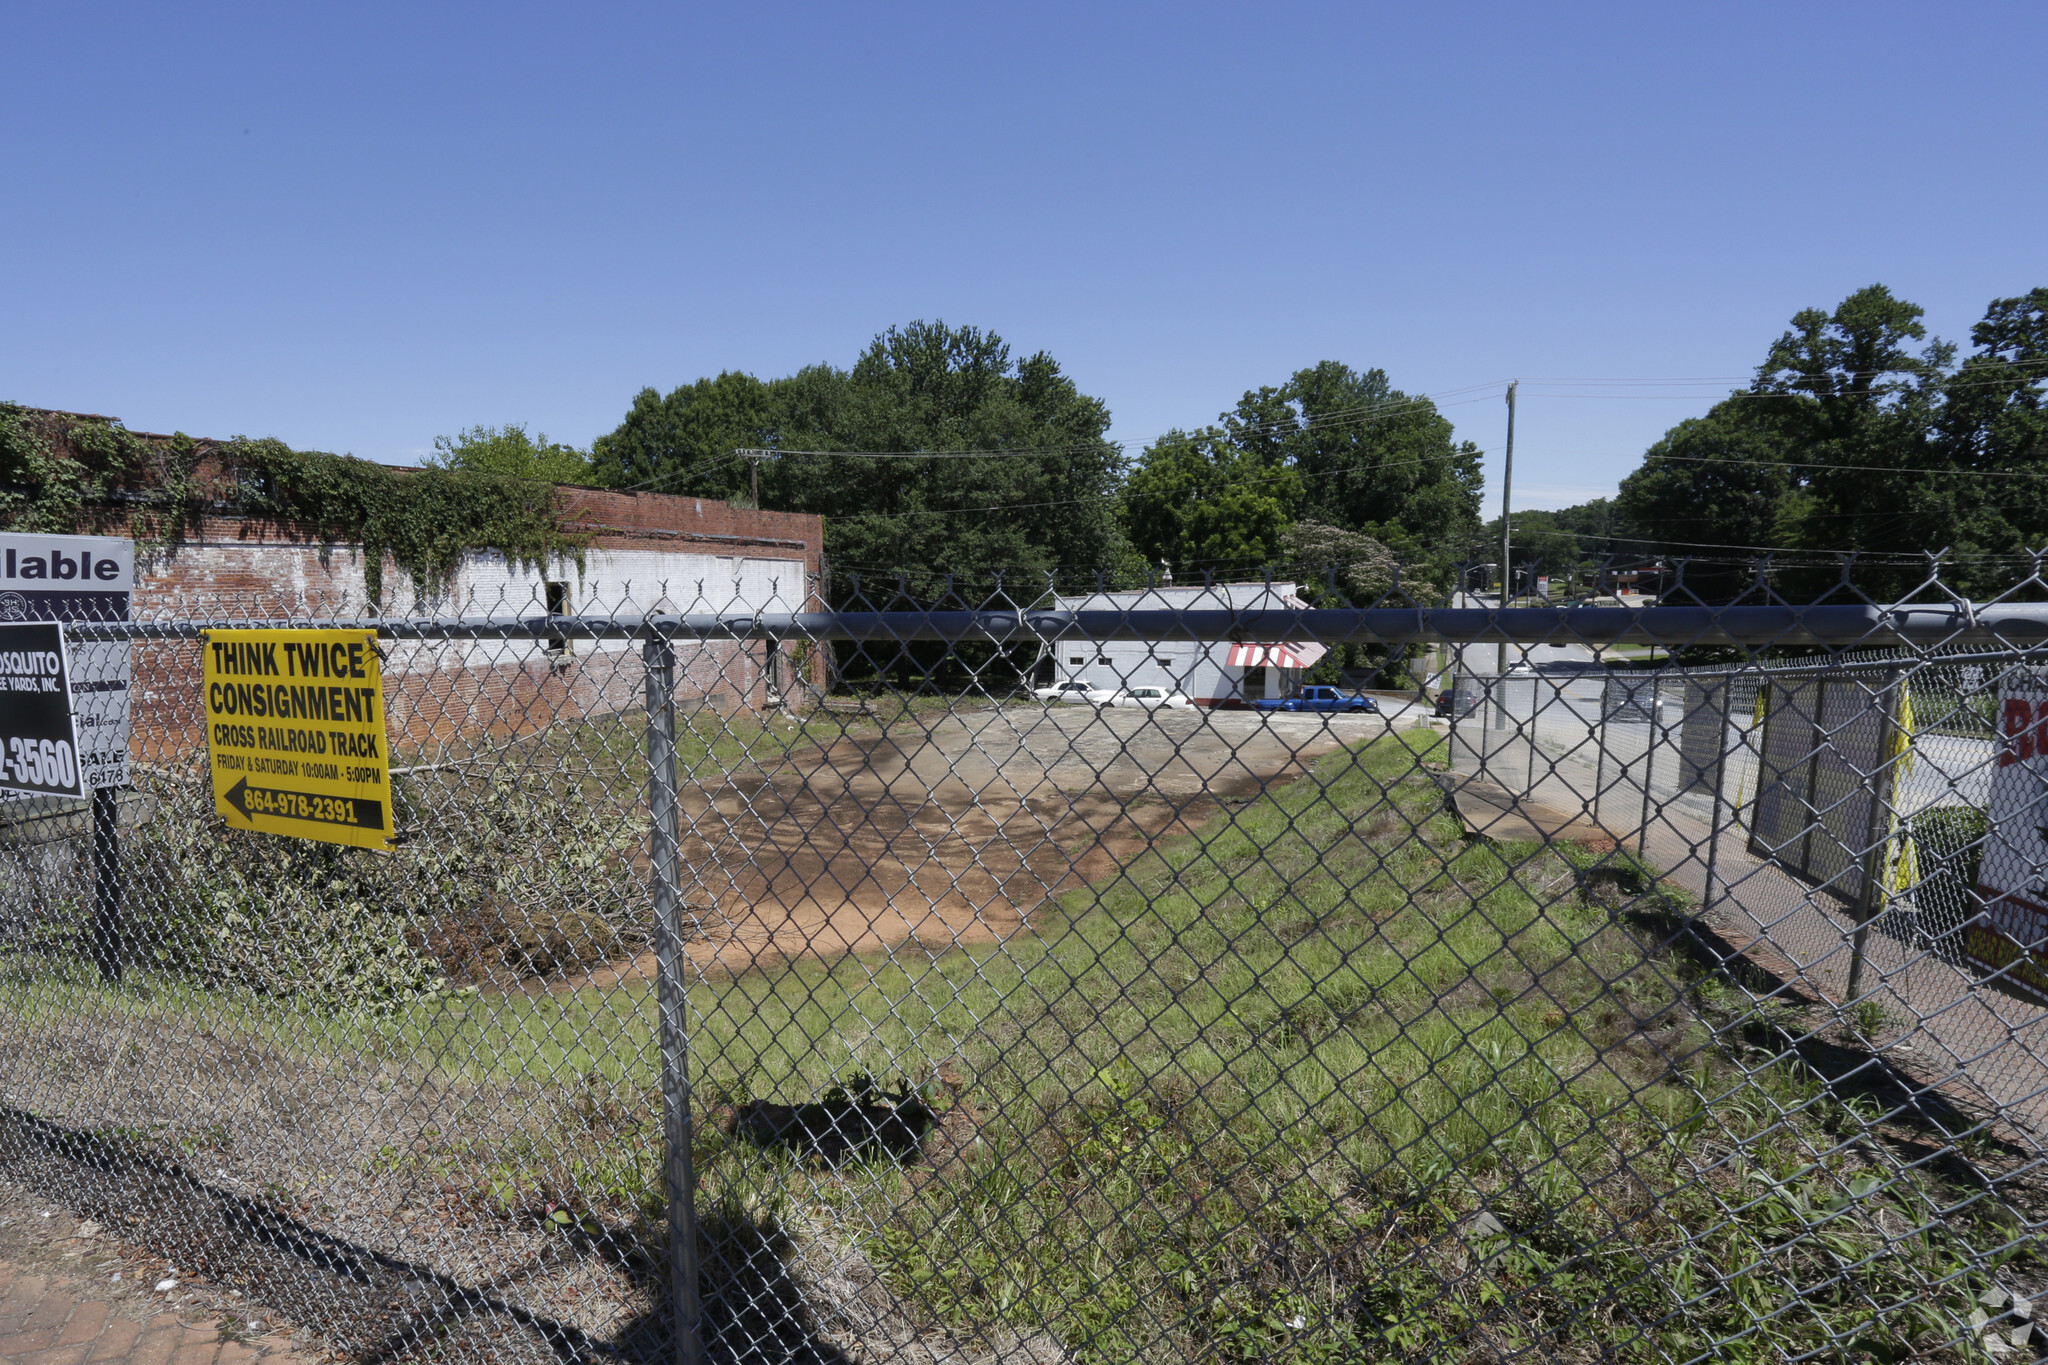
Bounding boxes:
218 437 585 605
0 405 586 604
0 403 204 548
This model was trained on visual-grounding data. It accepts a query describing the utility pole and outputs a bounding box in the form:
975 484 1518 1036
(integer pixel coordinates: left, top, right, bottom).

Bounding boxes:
1494 381 1518 728
735 448 769 508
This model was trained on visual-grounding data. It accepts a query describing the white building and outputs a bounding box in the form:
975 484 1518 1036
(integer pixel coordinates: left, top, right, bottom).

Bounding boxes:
1049 583 1326 705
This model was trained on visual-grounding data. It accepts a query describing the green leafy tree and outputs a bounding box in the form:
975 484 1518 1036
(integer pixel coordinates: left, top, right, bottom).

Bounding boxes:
1497 500 1627 597
1122 429 1298 578
1756 285 1952 586
1277 520 1439 604
765 323 1128 600
1552 497 1622 561
1923 288 2048 595
592 326 1129 604
1278 521 1436 685
1617 284 2048 601
588 372 777 501
429 423 592 486
1613 401 1798 600
1478 508 1584 598
1224 361 1483 558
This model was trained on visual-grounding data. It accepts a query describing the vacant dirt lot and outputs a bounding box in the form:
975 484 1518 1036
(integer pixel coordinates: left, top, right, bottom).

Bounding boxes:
580 702 1431 981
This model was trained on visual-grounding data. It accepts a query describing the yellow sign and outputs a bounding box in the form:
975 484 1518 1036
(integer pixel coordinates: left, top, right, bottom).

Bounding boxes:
202 629 395 851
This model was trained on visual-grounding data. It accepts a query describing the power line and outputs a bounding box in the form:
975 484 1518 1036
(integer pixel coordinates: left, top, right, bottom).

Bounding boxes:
729 445 1113 461
1496 517 2048 564
1513 357 2048 385
1517 367 2048 401
1633 451 2048 480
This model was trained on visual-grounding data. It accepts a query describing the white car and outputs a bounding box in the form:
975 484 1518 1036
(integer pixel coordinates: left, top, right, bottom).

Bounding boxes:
1116 686 1193 710
1032 680 1120 706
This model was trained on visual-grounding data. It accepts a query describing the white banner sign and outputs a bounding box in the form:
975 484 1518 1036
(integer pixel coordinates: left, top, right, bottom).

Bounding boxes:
1969 672 2048 1001
0 533 132 790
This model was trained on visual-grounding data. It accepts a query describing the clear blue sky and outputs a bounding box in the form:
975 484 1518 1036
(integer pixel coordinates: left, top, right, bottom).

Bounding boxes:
6 2 2043 512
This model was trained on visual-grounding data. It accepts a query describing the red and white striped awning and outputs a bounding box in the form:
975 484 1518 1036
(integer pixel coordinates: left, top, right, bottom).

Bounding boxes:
1227 642 1327 670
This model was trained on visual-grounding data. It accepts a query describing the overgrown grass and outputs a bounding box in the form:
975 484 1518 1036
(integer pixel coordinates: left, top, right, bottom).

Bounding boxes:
2 729 2029 1362
674 731 2021 1362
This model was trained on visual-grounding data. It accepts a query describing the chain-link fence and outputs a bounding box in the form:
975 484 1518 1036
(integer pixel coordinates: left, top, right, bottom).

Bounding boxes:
4 582 2048 1363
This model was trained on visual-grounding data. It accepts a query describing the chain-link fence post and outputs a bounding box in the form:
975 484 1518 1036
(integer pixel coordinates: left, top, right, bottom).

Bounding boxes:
1446 648 1463 764
1638 683 1660 856
1593 691 1609 831
1702 675 1730 915
644 637 704 1365
1525 674 1537 793
90 785 122 981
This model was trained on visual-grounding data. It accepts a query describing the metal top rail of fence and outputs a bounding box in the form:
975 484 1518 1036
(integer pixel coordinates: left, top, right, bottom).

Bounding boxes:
4 593 2048 1364
57 598 2048 645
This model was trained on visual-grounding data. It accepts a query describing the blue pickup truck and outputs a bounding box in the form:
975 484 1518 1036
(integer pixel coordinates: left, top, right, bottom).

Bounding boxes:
1254 685 1379 714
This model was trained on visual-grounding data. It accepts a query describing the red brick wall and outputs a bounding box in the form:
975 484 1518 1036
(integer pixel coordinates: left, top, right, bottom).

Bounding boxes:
554 485 822 578
12 407 828 745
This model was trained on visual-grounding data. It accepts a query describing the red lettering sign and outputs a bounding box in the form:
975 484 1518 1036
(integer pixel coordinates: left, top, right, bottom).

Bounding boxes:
2001 698 2043 765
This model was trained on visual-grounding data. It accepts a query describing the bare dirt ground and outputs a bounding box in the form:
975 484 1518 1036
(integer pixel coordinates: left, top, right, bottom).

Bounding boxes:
572 702 1430 983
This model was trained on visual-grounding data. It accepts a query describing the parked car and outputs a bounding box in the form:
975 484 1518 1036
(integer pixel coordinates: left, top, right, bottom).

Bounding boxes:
1032 679 1121 706
1433 687 1481 718
1115 686 1193 710
1253 685 1379 714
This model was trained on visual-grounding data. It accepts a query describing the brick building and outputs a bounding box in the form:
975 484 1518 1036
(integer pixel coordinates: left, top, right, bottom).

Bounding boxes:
7 407 825 747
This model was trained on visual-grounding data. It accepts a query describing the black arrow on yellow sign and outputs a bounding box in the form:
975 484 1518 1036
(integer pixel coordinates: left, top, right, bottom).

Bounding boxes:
222 777 385 831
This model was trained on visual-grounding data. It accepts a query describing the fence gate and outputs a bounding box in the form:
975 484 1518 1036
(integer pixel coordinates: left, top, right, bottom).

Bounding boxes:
1 592 2046 1364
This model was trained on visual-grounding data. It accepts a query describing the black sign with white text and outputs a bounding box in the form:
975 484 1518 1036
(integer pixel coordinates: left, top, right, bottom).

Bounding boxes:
0 533 132 790
0 622 85 799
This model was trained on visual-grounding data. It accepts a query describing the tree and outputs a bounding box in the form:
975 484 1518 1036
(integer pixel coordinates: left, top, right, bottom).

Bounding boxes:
1613 400 1797 600
588 372 776 500
1122 429 1297 578
429 423 592 486
766 322 1131 602
1755 285 1953 588
1277 521 1435 685
1120 361 1479 588
1277 520 1438 604
591 324 1132 607
1223 361 1483 557
1616 284 2048 602
1476 509 1570 596
1926 288 2048 595
1553 497 1622 562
